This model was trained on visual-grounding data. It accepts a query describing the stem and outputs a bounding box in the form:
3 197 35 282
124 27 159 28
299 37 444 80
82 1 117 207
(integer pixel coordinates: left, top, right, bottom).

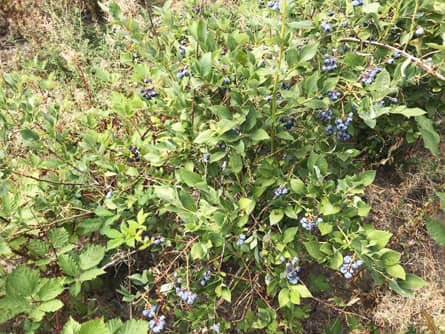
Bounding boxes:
406 0 419 51
339 37 445 81
271 0 288 154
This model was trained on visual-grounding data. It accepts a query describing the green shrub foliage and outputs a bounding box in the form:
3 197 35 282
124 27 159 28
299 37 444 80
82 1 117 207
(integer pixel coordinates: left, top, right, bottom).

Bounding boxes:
1 0 444 332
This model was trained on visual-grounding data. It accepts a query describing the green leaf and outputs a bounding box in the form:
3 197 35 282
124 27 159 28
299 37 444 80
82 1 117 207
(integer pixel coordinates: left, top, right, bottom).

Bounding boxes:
58 254 80 277
289 287 300 304
303 241 324 261
79 245 105 271
317 222 333 236
48 227 70 249
386 264 406 280
293 284 312 298
20 129 40 142
79 319 109 334
198 52 212 77
416 116 440 156
269 209 284 225
106 318 123 334
6 266 40 298
381 250 401 266
391 106 426 118
119 319 148 334
362 2 380 13
215 284 231 302
250 128 270 142
290 178 305 195
357 170 376 186
398 274 427 290
426 219 445 246
318 197 341 216
283 227 298 244
229 152 243 174
366 229 392 249
252 307 273 328
79 268 106 282
388 279 413 297
191 242 205 260
178 169 204 187
61 317 81 334
37 278 65 301
238 197 256 215
299 43 318 62
38 299 64 312
278 288 289 307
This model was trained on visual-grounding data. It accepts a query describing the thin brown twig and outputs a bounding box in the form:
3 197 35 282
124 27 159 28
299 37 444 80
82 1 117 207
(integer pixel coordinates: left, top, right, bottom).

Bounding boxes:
11 170 99 187
339 37 445 81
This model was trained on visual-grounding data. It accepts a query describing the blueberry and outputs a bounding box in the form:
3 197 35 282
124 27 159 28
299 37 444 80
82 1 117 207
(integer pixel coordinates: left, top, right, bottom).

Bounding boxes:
343 255 352 264
211 323 220 333
415 27 424 36
387 58 394 64
344 272 353 279
321 22 332 33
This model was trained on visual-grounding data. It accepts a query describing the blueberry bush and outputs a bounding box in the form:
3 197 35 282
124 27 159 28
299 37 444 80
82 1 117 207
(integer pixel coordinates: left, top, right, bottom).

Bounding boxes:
0 0 444 332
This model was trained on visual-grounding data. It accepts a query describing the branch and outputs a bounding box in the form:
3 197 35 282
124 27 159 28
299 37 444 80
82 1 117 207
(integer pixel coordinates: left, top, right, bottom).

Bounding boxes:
339 37 445 81
11 170 100 187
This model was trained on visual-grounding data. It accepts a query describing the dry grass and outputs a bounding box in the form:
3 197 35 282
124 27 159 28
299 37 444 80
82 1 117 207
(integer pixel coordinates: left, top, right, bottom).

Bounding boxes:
365 150 445 333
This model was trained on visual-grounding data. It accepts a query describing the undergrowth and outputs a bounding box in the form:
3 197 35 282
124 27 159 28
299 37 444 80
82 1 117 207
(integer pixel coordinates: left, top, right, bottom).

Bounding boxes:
0 0 445 333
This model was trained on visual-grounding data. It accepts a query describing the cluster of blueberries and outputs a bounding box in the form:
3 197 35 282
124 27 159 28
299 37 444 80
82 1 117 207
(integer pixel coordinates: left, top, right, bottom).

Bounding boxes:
352 0 363 6
176 286 198 305
177 66 191 80
361 66 382 85
274 185 289 197
279 116 296 130
317 108 333 122
322 55 337 72
128 145 141 162
285 257 301 285
327 90 341 101
326 113 354 141
149 315 166 333
299 216 323 231
236 233 247 246
200 271 212 286
152 236 165 246
340 255 364 279
143 305 165 333
321 22 332 33
267 0 280 12
179 39 187 57
142 304 157 319
140 79 160 100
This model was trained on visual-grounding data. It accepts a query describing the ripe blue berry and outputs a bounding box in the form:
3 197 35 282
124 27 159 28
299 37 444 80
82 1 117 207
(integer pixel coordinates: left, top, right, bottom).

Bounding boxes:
211 323 220 333
393 51 401 59
274 185 289 197
387 58 394 64
203 153 210 164
321 22 332 33
352 0 363 6
415 27 424 36
343 256 352 264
